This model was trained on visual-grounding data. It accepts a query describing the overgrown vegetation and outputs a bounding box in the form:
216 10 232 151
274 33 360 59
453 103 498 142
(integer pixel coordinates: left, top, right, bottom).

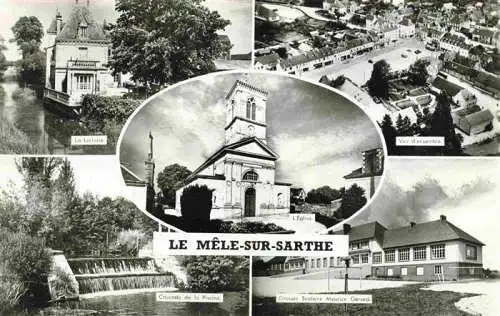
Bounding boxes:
79 95 142 150
180 256 249 292
0 229 52 311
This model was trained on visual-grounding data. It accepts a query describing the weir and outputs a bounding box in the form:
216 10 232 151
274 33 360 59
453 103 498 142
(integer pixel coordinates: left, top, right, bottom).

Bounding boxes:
67 257 177 294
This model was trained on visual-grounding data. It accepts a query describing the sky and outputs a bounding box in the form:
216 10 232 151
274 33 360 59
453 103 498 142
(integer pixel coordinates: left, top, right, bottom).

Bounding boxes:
119 72 383 192
0 0 252 61
344 157 500 270
0 155 127 198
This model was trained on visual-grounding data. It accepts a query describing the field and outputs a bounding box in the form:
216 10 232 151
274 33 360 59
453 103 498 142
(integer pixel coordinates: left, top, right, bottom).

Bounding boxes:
253 284 477 316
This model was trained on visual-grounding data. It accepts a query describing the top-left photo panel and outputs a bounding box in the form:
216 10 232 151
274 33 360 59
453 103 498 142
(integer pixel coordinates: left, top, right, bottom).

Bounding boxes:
0 0 253 155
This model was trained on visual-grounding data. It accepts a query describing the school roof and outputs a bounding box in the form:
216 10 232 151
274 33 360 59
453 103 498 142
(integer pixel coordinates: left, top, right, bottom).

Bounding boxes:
462 109 494 126
334 216 484 248
382 218 485 248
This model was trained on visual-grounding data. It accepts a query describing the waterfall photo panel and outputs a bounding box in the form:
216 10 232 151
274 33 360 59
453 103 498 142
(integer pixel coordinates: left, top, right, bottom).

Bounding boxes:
117 70 387 234
0 155 249 315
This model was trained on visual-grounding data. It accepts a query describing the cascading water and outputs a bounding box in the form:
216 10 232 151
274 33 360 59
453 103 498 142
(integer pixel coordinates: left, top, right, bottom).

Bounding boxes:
67 258 177 294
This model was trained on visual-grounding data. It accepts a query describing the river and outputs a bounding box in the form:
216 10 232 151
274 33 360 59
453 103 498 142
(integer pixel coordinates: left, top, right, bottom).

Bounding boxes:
9 291 248 316
0 75 112 155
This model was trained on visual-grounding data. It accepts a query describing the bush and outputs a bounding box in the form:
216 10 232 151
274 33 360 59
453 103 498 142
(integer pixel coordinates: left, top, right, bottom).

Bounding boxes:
180 256 249 292
180 185 213 222
0 230 52 309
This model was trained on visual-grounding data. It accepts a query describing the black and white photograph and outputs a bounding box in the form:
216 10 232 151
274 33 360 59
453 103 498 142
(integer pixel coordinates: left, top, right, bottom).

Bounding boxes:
0 155 249 315
119 71 386 233
254 0 500 156
252 158 499 316
0 0 252 154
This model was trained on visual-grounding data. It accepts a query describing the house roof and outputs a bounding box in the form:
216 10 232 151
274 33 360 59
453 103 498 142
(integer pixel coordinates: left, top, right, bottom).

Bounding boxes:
56 4 108 43
120 164 146 187
184 137 279 184
255 53 280 66
432 77 463 96
463 109 494 126
382 218 485 248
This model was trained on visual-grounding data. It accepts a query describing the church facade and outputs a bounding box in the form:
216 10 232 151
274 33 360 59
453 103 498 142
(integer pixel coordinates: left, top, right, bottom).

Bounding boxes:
175 79 291 220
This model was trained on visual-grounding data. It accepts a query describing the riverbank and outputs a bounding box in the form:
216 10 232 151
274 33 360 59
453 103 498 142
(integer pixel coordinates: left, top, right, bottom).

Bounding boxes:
0 86 43 153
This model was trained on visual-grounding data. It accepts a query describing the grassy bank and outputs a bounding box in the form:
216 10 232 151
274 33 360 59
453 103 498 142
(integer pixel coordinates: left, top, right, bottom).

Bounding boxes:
252 284 477 315
0 117 42 154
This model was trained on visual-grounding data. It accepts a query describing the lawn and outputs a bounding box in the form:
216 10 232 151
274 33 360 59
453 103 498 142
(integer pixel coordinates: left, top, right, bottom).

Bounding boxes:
252 284 477 315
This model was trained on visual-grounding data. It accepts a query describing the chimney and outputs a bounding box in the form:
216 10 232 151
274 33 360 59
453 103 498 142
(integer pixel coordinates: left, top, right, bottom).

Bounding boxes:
440 215 447 221
343 224 351 235
56 11 62 35
410 221 416 228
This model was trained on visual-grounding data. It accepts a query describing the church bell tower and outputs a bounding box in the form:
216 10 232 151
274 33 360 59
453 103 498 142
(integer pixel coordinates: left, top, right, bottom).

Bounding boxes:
224 77 268 144
144 132 155 187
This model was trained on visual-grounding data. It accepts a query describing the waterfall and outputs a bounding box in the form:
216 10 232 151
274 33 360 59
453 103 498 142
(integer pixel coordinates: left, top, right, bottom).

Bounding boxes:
67 258 177 294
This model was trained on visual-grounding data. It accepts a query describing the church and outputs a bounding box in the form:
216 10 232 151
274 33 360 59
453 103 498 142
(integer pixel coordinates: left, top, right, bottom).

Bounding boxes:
175 78 291 220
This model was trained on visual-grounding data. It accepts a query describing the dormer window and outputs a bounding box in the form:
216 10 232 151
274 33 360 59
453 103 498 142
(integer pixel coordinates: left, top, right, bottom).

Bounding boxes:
78 22 88 38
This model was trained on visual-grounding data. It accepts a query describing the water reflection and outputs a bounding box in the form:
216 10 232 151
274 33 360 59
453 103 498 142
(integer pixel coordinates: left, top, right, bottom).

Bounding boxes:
11 291 248 316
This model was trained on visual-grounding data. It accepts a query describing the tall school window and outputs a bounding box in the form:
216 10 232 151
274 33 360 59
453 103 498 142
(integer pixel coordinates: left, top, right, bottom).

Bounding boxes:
387 268 393 276
316 258 321 268
242 170 258 181
361 254 369 264
352 255 359 265
413 246 427 260
323 258 327 268
401 267 408 276
330 257 334 267
434 265 442 275
431 244 445 259
311 260 315 268
385 249 395 263
373 252 382 264
416 267 424 276
466 245 477 260
399 248 410 262
277 193 283 207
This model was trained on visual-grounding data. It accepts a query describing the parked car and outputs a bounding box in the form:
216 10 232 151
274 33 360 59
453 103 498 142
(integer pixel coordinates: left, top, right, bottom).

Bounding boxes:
401 53 408 58
368 59 373 63
406 49 412 52
414 49 421 54
373 96 382 104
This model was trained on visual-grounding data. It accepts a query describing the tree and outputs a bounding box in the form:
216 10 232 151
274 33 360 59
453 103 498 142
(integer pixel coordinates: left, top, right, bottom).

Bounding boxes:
17 50 45 86
109 0 231 85
336 184 366 219
180 185 213 223
0 36 7 80
429 92 463 155
305 186 342 204
312 36 327 49
367 60 390 99
379 114 397 154
408 59 430 86
157 163 191 207
10 16 44 58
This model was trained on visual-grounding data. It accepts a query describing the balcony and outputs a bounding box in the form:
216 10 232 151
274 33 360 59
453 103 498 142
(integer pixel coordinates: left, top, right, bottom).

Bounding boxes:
43 88 78 107
67 60 101 69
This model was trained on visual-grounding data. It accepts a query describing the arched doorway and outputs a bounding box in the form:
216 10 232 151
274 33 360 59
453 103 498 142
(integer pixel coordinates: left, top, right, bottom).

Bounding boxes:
244 187 256 217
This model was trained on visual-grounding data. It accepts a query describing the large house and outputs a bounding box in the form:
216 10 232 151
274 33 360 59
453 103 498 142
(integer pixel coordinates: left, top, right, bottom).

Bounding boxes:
174 78 291 220
44 0 124 115
267 216 484 281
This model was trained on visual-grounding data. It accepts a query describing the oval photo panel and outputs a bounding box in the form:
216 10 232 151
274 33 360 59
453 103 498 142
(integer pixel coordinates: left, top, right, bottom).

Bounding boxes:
118 71 386 234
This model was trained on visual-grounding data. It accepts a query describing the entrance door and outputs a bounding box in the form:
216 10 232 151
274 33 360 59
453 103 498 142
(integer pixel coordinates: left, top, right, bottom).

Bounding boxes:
244 188 256 217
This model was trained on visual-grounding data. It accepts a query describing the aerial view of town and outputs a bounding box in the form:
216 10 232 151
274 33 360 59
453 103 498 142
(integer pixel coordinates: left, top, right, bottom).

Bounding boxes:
254 0 500 156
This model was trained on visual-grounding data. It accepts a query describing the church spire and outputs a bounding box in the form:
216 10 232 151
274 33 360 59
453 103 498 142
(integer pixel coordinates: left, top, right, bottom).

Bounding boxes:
145 131 155 187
